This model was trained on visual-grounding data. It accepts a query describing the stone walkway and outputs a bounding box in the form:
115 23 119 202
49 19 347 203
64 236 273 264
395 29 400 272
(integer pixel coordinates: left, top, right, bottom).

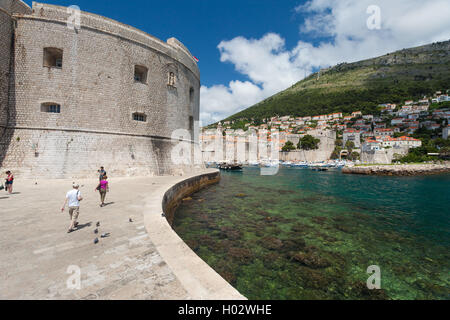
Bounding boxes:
0 175 194 300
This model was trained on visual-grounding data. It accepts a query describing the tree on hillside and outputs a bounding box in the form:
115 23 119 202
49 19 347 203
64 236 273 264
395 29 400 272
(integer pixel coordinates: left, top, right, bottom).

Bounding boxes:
281 141 296 152
298 135 320 150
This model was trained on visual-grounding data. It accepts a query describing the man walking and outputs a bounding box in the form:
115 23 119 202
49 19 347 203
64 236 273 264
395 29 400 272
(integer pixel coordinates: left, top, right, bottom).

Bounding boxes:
61 183 83 233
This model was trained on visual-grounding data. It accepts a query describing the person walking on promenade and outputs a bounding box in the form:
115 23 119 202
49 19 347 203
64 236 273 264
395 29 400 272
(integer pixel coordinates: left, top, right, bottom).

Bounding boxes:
61 183 83 233
96 175 109 207
98 166 107 181
5 171 14 194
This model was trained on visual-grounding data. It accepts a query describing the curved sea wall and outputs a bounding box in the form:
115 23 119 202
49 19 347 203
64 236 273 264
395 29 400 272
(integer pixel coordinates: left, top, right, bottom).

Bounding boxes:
342 163 450 176
143 169 247 300
0 1 201 178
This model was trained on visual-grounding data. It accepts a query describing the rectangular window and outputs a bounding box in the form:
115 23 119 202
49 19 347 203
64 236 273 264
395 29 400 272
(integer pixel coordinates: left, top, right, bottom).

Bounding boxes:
43 48 63 68
133 113 147 122
134 65 148 84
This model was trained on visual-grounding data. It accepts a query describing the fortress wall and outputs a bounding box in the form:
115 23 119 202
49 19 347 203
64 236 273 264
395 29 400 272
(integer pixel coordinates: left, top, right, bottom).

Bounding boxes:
0 9 12 128
361 147 409 164
1 0 31 166
0 1 201 178
1 128 191 178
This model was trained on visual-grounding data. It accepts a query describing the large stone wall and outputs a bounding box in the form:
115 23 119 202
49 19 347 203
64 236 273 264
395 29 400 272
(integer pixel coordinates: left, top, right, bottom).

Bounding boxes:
280 130 336 162
0 0 31 167
0 8 12 128
0 1 201 178
360 146 409 164
201 130 336 163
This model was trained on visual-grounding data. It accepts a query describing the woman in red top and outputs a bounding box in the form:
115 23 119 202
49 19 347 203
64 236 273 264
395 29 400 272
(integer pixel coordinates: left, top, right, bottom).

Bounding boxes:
95 175 109 207
5 171 14 194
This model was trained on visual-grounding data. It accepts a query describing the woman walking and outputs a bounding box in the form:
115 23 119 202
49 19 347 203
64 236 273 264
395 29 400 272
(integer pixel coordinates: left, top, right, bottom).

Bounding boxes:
5 171 14 194
96 175 109 207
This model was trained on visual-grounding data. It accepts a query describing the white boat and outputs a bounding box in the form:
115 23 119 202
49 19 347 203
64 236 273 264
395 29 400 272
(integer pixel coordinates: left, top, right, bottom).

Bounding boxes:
291 161 308 168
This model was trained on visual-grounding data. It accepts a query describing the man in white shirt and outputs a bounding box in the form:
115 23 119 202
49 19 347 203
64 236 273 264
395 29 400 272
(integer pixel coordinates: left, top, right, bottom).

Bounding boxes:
61 183 83 233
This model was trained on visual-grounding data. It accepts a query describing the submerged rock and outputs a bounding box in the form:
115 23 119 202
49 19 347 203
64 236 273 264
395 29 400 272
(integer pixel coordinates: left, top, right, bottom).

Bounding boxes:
312 216 327 224
219 226 242 240
260 237 283 250
291 252 331 269
349 282 389 300
228 247 254 264
282 238 306 251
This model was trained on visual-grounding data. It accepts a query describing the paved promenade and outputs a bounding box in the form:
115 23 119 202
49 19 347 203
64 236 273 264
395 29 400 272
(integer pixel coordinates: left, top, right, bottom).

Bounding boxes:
0 175 195 299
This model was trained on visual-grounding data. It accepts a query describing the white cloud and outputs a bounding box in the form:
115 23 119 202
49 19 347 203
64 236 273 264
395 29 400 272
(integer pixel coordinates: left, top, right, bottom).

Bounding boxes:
200 0 450 125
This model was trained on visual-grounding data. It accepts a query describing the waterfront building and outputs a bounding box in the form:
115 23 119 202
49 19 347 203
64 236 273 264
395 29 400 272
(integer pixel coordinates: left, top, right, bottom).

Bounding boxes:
380 136 422 148
343 129 361 148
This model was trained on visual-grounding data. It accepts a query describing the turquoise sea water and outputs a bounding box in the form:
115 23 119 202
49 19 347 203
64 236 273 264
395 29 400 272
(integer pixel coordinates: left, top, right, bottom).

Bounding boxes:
172 167 450 300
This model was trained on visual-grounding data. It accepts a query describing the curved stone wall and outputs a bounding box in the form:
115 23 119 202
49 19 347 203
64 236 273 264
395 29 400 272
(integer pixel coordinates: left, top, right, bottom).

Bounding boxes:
143 169 246 300
0 1 201 178
0 0 31 167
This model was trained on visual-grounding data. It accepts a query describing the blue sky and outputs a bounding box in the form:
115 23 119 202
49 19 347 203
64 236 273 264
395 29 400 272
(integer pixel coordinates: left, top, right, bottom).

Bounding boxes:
24 1 450 124
23 0 315 87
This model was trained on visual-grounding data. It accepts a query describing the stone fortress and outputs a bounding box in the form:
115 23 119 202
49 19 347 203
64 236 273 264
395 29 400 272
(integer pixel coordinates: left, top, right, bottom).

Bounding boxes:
0 0 201 178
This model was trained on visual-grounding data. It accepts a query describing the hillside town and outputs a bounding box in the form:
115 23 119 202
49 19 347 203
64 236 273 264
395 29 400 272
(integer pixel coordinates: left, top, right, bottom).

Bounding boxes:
201 90 450 165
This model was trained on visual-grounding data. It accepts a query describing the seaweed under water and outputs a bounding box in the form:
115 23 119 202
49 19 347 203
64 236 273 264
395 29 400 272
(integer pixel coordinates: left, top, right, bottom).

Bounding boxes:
172 167 450 300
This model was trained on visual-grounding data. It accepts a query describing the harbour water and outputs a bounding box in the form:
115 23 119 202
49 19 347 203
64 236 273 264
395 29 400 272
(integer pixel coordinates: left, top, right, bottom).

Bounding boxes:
173 167 450 300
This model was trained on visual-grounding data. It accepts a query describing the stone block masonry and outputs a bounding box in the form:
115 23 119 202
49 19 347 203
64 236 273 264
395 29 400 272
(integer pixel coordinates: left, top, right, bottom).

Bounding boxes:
0 1 201 178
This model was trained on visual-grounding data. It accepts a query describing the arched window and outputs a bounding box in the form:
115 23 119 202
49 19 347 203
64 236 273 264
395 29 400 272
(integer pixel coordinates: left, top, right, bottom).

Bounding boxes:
134 65 148 84
43 48 63 68
133 112 147 122
41 102 61 113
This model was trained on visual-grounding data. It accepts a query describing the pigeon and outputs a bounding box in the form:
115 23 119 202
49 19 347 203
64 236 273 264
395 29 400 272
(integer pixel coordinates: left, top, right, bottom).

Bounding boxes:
101 233 110 238
96 222 100 227
94 228 98 234
161 213 166 218
129 218 133 223
94 238 99 244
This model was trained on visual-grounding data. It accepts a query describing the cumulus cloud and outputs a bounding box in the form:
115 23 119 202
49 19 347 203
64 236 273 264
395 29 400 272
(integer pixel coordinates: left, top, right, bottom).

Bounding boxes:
200 0 450 125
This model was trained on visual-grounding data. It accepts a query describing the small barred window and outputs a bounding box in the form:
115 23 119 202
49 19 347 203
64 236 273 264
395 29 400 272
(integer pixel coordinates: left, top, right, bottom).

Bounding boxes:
133 112 147 122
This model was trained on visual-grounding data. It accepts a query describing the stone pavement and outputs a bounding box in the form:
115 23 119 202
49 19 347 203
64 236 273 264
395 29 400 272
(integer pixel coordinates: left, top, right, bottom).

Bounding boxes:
0 175 194 300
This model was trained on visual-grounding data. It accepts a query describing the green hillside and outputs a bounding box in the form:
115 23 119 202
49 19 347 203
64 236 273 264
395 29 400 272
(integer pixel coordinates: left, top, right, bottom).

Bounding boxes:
221 40 450 123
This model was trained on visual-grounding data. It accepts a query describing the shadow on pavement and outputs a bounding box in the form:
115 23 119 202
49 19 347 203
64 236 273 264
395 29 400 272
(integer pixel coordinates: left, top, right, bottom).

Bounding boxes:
76 222 92 231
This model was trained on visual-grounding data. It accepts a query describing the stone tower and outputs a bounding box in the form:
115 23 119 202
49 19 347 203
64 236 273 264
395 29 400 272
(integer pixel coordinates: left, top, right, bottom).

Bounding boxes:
0 1 201 178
